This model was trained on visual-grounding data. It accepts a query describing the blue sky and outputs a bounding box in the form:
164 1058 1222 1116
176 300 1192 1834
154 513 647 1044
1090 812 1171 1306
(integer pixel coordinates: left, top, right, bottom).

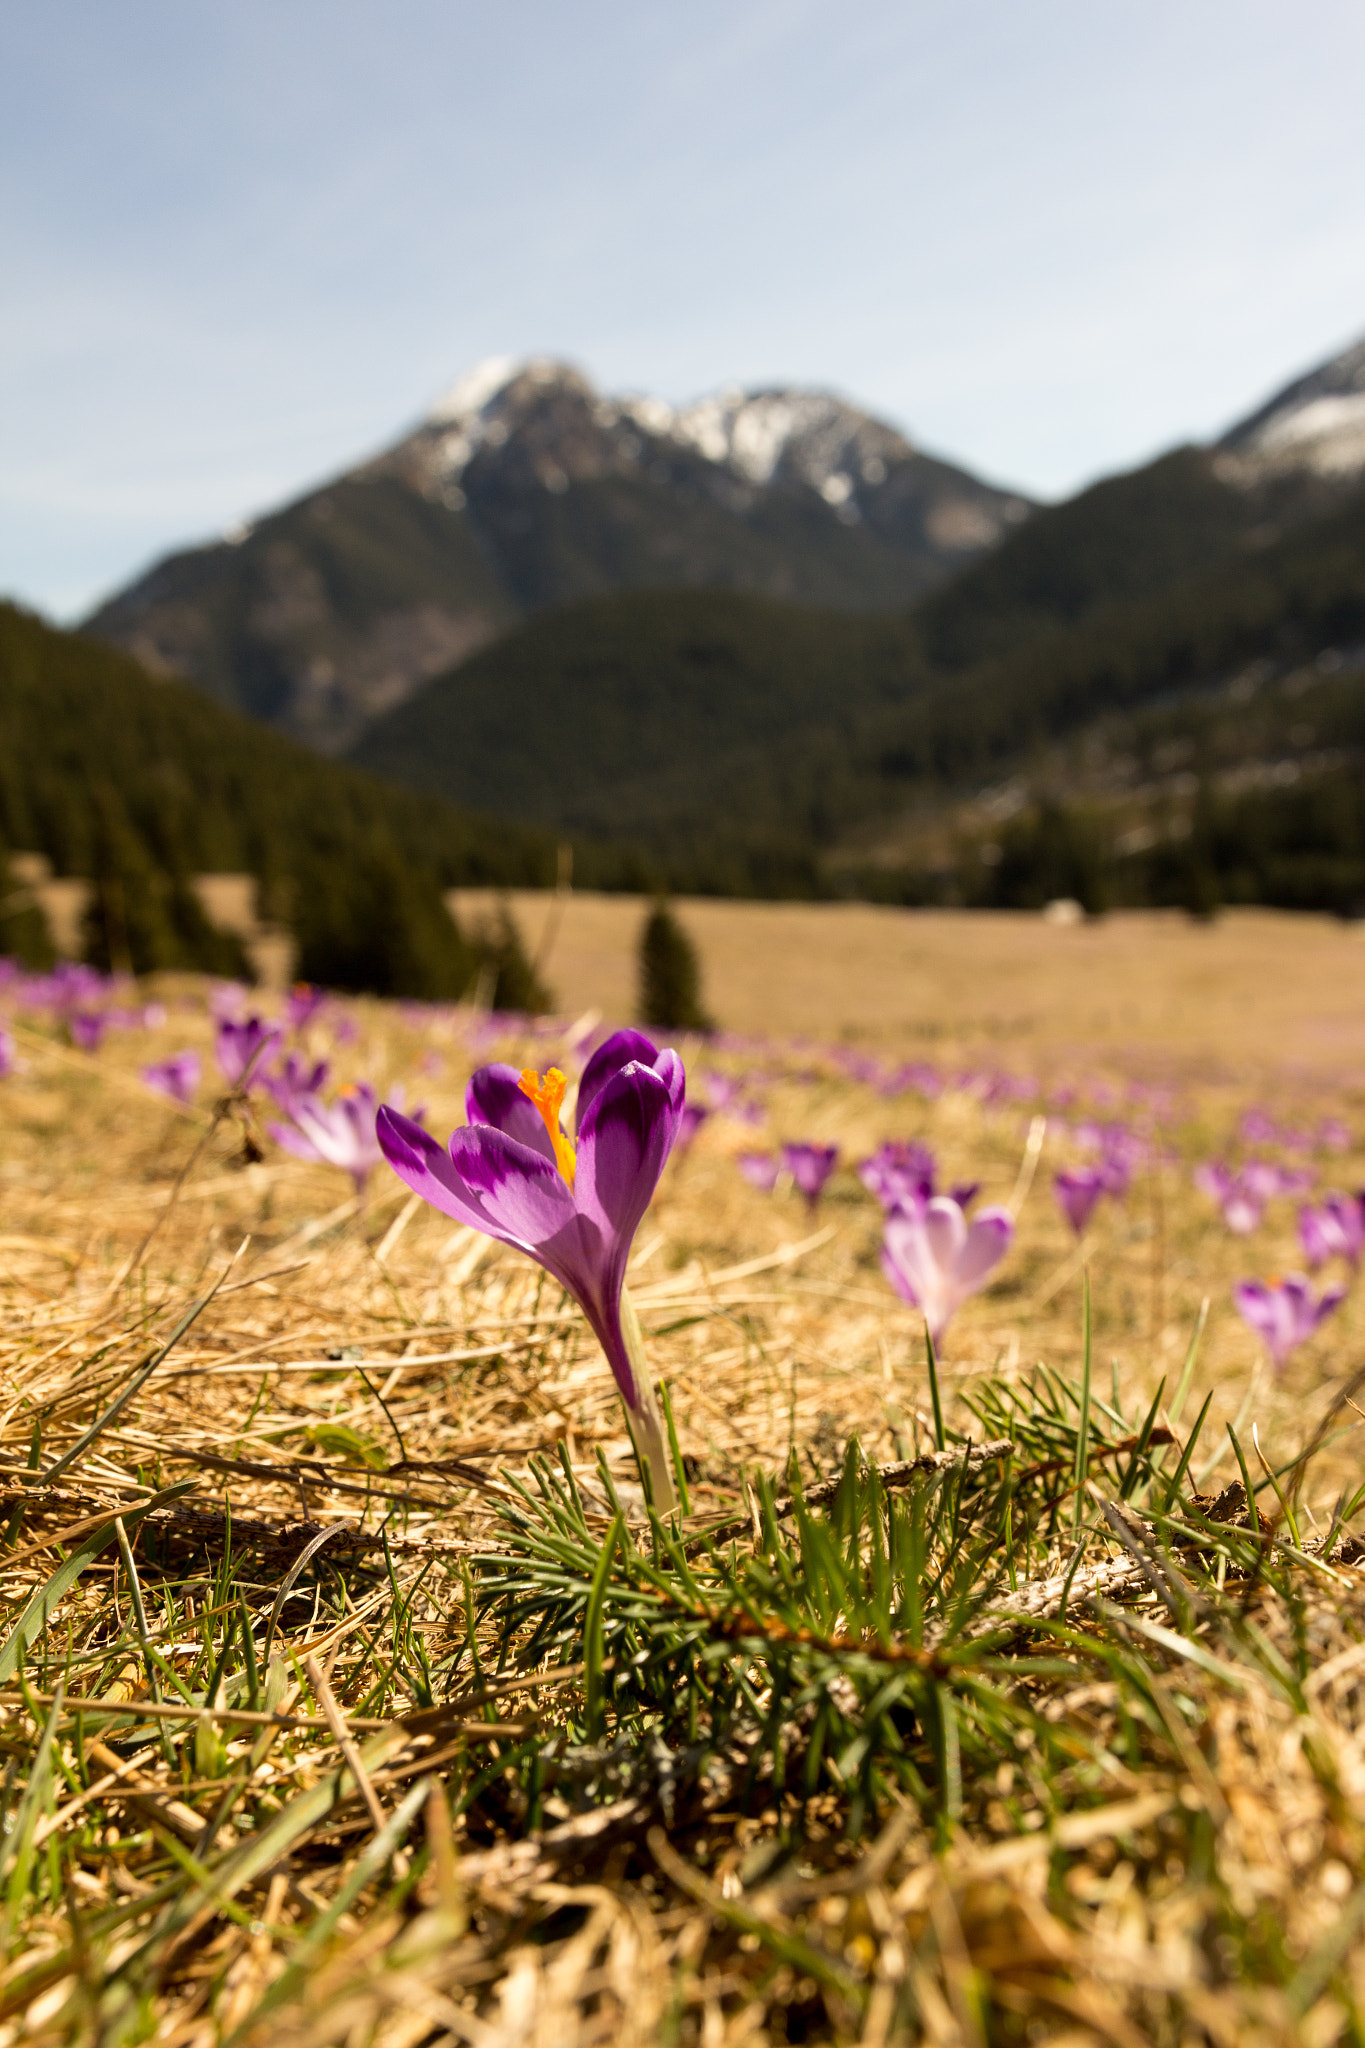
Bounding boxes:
4 0 1364 618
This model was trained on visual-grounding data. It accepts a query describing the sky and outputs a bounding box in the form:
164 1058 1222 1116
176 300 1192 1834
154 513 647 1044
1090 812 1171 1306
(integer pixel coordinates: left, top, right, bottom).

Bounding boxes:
4 0 1365 620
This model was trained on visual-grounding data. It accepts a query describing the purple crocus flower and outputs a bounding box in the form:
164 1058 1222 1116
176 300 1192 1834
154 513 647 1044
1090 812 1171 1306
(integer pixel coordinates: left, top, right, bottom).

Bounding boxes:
1054 1166 1107 1237
271 1081 388 1194
1194 1162 1263 1235
1298 1192 1365 1269
881 1195 1015 1348
781 1142 840 1211
285 981 328 1033
377 1027 684 1508
216 1016 281 1089
859 1141 937 1214
264 1053 331 1118
142 1052 202 1105
675 1101 709 1153
1232 1274 1346 1370
737 1151 780 1193
68 1011 106 1054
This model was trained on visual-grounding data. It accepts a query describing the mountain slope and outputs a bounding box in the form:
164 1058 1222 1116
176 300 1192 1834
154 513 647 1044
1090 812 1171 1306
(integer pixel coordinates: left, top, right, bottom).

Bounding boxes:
0 601 551 894
349 479 1365 894
84 359 1030 754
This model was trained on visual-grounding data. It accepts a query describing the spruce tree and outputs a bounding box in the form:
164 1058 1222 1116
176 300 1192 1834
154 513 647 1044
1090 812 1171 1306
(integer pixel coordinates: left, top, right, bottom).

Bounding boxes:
470 901 550 1013
290 838 475 999
638 899 713 1032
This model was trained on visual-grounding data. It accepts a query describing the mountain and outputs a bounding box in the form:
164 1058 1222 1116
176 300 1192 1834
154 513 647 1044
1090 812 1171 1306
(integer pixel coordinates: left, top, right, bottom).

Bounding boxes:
348 332 1365 885
1218 334 1365 483
83 358 1031 754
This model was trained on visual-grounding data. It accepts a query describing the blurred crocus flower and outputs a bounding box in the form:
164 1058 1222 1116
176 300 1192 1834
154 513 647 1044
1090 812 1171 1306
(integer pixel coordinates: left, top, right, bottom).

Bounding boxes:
675 1101 709 1152
68 1011 106 1054
737 1151 780 1193
271 1081 390 1194
1299 1192 1365 1269
1319 1118 1352 1153
782 1142 840 1211
1233 1274 1346 1370
1194 1162 1263 1235
265 1053 331 1117
142 1052 201 1105
377 1027 684 1509
216 1016 281 1089
881 1195 1015 1347
1054 1166 1107 1237
285 982 328 1033
0 1027 17 1078
859 1141 936 1214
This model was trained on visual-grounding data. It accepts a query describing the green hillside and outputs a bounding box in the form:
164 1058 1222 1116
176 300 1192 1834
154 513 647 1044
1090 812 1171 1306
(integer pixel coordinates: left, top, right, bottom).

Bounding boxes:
0 601 558 987
350 479 1365 905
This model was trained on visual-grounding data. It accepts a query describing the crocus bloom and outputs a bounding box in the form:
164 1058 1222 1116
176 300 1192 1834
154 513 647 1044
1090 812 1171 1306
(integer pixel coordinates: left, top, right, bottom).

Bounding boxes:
285 982 328 1033
675 1102 709 1152
216 1016 281 1089
1054 1166 1107 1237
859 1141 937 1214
142 1052 201 1105
881 1195 1015 1348
1194 1162 1263 1235
737 1151 780 1193
1299 1193 1365 1269
68 1011 106 1054
0 1027 16 1078
782 1142 839 1211
1232 1274 1346 1370
377 1028 684 1508
264 1053 331 1118
271 1081 387 1194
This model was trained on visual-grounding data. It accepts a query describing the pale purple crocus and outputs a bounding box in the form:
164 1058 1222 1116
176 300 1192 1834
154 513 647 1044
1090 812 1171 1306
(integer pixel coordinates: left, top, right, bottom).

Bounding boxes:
216 1016 281 1089
1054 1166 1107 1237
265 1053 331 1118
142 1052 201 1105
737 1151 780 1194
881 1195 1015 1348
1299 1192 1365 1269
859 1141 936 1214
377 1027 684 1509
0 1027 16 1078
1194 1162 1263 1235
271 1081 387 1194
782 1142 840 1211
1232 1274 1346 1370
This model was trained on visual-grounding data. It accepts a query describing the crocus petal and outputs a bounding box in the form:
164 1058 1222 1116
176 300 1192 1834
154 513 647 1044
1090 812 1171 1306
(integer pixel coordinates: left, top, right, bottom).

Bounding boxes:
466 1062 557 1159
378 1107 575 1257
920 1197 968 1275
576 1029 662 1131
953 1207 1015 1291
879 1239 920 1308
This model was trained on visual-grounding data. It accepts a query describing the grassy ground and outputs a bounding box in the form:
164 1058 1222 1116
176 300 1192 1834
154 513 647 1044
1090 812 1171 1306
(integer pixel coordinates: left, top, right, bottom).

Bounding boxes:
3 912 1365 2044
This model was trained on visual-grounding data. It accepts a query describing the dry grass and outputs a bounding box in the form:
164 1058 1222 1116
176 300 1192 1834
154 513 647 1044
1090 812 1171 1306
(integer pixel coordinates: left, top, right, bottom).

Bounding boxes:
2 913 1365 2045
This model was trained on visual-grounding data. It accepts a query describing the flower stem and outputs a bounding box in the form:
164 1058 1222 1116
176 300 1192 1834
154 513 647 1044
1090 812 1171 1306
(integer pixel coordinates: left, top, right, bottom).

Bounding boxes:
618 1285 679 1515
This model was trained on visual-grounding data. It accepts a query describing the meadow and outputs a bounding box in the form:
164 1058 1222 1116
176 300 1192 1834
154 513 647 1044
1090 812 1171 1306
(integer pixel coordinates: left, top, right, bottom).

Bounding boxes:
2 905 1364 2046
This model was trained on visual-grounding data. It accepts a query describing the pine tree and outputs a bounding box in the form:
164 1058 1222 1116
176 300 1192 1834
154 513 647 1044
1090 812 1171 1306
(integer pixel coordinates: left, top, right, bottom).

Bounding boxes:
81 785 251 977
638 900 713 1032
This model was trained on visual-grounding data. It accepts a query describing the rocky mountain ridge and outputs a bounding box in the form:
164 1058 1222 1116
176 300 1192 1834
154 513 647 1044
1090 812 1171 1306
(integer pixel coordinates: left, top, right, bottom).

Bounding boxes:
86 360 1029 754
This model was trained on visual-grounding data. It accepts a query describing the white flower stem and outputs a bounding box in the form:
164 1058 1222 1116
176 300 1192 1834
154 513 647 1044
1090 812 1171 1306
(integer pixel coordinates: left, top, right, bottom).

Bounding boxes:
618 1284 678 1516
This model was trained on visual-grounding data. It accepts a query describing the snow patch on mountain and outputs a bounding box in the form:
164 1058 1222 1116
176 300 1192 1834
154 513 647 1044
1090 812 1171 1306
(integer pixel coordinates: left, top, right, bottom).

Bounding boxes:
1219 333 1365 481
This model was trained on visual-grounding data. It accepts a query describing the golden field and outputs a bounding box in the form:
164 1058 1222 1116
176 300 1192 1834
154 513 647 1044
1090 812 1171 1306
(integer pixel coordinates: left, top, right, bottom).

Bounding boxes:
1 903 1364 2045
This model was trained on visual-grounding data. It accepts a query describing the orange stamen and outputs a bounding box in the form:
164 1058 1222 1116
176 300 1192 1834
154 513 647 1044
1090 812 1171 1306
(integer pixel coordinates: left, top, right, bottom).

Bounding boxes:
518 1067 577 1186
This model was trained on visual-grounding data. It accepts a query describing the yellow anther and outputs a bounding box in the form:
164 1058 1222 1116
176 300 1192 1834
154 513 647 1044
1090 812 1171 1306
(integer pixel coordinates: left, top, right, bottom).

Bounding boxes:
518 1067 577 1187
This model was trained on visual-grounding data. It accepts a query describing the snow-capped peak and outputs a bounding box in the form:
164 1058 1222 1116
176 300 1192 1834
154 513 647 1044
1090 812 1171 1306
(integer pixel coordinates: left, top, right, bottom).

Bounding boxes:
1219 333 1365 481
427 355 523 425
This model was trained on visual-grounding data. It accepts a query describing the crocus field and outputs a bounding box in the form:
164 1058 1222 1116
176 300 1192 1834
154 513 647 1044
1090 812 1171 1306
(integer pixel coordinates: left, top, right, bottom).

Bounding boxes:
3 914 1365 2047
